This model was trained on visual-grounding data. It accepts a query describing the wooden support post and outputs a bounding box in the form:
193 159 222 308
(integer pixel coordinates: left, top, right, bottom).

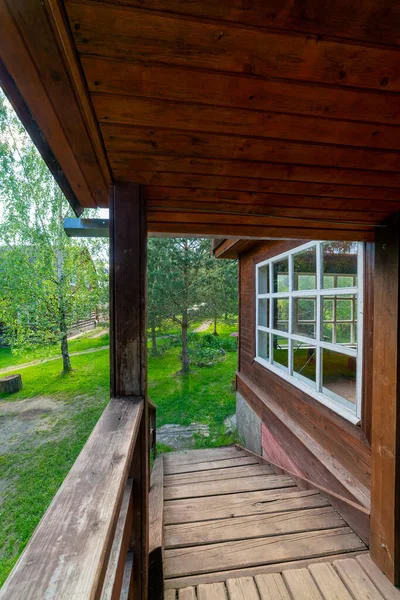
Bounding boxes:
370 215 400 585
109 182 149 599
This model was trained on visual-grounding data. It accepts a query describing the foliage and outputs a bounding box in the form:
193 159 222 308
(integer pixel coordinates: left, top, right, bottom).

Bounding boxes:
0 91 108 371
189 332 237 367
203 259 238 334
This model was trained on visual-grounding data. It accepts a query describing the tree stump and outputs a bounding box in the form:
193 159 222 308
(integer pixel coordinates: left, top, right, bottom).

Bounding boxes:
0 374 22 394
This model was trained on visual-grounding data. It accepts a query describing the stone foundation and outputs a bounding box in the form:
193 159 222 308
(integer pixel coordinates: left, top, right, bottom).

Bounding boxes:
236 391 261 454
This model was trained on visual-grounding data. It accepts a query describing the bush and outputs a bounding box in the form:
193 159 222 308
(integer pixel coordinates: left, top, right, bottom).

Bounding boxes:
189 332 237 367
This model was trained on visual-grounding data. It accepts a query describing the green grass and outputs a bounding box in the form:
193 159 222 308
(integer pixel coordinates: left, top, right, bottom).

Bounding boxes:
0 319 238 585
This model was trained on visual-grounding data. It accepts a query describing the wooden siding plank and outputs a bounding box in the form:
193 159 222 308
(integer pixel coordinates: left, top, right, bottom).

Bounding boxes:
356 555 400 600
255 573 291 600
197 583 227 600
82 56 400 125
308 562 353 600
164 528 366 577
165 591 177 600
282 568 323 600
333 558 385 599
164 464 274 486
0 398 143 600
164 456 259 475
68 2 400 92
93 94 400 152
164 474 295 500
102 124 400 173
164 552 369 589
72 0 400 47
164 507 346 549
226 577 259 600
179 588 197 600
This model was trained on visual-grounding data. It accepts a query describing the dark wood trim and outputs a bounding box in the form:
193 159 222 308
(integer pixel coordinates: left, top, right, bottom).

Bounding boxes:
370 215 400 584
109 182 149 597
148 456 164 600
213 238 258 258
362 242 375 443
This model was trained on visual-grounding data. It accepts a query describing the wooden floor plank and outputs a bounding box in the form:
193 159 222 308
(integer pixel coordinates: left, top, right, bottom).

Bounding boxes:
165 591 177 600
164 474 295 500
164 528 366 578
164 489 330 524
333 559 385 600
164 448 246 466
356 555 400 600
164 464 273 486
165 456 259 476
283 568 324 600
165 507 345 548
197 583 228 600
164 552 369 589
179 587 197 600
308 562 353 600
225 577 259 600
255 573 291 600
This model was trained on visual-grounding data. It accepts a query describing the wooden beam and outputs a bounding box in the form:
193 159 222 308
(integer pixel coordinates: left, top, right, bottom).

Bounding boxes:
149 456 164 600
109 182 149 597
370 214 400 584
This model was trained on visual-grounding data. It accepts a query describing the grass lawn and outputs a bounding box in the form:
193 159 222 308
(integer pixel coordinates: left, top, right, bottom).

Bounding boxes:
0 320 237 585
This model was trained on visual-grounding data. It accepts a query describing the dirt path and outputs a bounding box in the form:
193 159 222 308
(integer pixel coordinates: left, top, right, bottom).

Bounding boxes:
194 320 212 333
0 345 109 375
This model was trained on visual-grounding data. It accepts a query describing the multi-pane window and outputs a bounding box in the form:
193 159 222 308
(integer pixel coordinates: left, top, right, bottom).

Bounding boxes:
255 241 363 422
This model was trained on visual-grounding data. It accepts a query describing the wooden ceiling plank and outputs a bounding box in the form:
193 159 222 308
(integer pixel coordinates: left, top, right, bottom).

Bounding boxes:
2 0 109 207
0 0 96 208
93 94 400 152
67 1 400 93
76 0 400 48
126 172 400 201
110 154 400 189
82 56 400 126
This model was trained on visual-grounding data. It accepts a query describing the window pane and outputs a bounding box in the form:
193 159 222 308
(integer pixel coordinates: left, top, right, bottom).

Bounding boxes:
294 247 317 291
293 297 316 339
258 265 269 294
322 295 357 347
258 330 270 361
273 259 289 293
322 349 357 405
336 299 352 321
258 298 269 327
293 341 316 385
273 298 289 332
336 323 352 344
272 334 289 369
322 242 358 289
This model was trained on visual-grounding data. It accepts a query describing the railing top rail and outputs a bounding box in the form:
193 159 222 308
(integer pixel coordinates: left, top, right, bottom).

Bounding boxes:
0 397 144 600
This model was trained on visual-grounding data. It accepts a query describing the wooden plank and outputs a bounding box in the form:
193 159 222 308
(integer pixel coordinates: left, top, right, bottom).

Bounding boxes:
333 558 385 599
149 456 164 600
164 456 258 475
164 474 295 500
356 554 400 599
165 591 177 600
164 464 274 486
93 93 400 152
308 562 353 599
164 489 331 524
197 583 227 600
109 182 149 598
73 0 400 47
103 124 400 173
164 552 369 589
68 2 400 92
255 573 290 600
164 528 366 577
179 588 197 600
226 577 259 600
164 507 346 549
82 56 400 125
0 398 143 600
111 154 400 190
101 479 134 600
282 568 323 599
164 447 245 464
370 215 400 585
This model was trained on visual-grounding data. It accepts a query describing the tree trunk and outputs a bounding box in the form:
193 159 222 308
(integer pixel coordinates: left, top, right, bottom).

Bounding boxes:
151 320 157 356
57 246 71 374
181 319 190 374
213 314 218 336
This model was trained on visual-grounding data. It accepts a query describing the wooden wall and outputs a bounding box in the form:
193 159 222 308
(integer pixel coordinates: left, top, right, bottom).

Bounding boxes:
237 240 373 508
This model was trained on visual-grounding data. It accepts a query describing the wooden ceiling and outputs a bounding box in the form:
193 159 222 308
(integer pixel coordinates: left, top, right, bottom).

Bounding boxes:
1 0 400 240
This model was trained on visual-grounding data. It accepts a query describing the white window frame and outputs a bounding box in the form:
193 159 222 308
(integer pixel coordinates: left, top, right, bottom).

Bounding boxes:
255 240 364 424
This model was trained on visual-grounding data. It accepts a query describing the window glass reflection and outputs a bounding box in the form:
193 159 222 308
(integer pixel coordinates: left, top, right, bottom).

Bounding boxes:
322 242 358 289
258 330 269 361
273 259 289 293
258 298 269 328
322 349 356 405
293 297 316 339
258 265 269 294
322 295 357 347
273 298 289 332
293 341 317 385
294 247 317 291
272 334 289 369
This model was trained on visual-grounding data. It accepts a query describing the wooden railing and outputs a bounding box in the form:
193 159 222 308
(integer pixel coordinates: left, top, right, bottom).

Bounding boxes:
0 397 148 599
148 397 157 460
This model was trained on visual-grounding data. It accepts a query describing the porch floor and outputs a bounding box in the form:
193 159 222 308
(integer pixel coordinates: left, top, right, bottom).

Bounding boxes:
161 447 399 599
